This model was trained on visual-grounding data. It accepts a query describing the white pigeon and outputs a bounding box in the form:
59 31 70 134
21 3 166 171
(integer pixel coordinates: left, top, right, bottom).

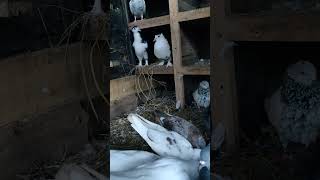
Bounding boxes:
110 157 200 180
153 33 172 67
127 113 201 161
132 26 148 66
193 81 210 109
129 0 146 22
110 150 159 172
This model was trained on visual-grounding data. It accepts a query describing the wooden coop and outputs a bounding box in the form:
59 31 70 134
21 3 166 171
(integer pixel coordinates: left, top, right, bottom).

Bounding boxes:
213 0 320 179
126 0 210 108
109 0 212 165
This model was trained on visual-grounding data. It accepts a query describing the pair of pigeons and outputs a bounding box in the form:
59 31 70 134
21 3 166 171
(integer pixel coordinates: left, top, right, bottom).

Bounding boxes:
110 111 210 180
131 26 172 67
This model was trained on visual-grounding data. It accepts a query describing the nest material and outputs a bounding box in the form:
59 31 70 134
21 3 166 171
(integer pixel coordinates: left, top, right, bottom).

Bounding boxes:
110 91 210 150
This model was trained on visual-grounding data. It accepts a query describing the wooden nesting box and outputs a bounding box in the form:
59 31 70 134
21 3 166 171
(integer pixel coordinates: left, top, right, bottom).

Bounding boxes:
124 0 210 108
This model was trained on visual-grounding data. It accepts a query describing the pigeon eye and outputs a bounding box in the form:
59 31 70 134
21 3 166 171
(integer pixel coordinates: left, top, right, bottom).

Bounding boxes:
301 72 305 75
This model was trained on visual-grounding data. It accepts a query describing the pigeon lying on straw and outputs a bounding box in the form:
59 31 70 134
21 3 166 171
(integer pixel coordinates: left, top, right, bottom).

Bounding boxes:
129 0 146 22
153 110 206 149
127 113 201 160
154 33 172 67
131 26 148 66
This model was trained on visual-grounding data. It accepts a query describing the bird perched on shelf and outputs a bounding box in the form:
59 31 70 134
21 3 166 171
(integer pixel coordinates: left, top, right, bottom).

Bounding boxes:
127 113 201 160
110 150 159 172
110 157 200 180
264 61 320 148
131 26 148 66
129 0 146 22
153 33 172 67
153 110 206 148
193 81 210 109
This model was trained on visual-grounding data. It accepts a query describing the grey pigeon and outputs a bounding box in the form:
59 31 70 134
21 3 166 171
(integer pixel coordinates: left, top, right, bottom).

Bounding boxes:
265 61 320 148
193 81 210 109
153 110 206 148
154 33 172 67
131 26 148 66
129 0 146 22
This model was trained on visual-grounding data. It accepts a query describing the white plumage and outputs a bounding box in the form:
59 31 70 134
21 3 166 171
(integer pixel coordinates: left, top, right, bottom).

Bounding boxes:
110 157 199 180
193 81 210 108
110 150 159 172
131 26 148 66
127 113 201 161
153 33 172 67
129 0 146 22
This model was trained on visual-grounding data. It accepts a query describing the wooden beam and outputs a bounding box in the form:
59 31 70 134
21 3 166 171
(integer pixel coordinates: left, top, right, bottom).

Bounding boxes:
212 0 239 153
178 7 210 22
224 14 320 41
169 0 186 108
180 66 210 75
128 15 170 29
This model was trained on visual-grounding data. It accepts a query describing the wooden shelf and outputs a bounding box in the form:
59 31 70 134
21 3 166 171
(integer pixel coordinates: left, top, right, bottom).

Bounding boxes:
178 7 210 22
135 64 174 75
128 15 170 29
179 66 210 75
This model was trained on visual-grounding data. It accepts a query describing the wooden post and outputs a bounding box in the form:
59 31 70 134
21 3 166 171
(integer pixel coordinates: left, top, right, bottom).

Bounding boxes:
212 0 239 153
169 0 185 108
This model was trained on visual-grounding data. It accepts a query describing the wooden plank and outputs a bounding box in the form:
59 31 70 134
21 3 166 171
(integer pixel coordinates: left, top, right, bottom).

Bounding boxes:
0 42 105 127
178 7 210 22
174 73 185 109
0 101 89 180
224 14 320 41
136 63 174 75
169 0 185 108
180 66 210 75
128 15 170 29
110 75 156 102
212 0 239 153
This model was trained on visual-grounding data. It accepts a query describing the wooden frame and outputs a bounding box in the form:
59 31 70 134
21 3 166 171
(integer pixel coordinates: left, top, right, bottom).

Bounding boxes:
125 0 210 108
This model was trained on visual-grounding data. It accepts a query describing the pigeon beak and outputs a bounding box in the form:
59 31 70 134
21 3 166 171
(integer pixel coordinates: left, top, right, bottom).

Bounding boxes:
153 38 156 42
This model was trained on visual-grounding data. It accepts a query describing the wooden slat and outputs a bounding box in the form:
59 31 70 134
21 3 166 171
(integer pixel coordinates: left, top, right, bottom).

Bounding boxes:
0 0 8 17
136 64 174 75
178 7 210 22
128 15 170 29
224 14 320 41
110 75 156 102
169 0 185 108
180 66 210 75
213 0 239 153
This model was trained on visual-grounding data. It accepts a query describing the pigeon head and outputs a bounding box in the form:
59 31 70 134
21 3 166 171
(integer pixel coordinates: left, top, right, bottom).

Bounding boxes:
199 81 210 90
287 61 317 86
131 26 141 33
196 137 206 149
153 33 164 42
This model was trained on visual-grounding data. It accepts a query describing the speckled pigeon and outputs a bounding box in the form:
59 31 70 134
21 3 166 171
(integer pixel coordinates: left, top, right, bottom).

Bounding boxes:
129 0 146 22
